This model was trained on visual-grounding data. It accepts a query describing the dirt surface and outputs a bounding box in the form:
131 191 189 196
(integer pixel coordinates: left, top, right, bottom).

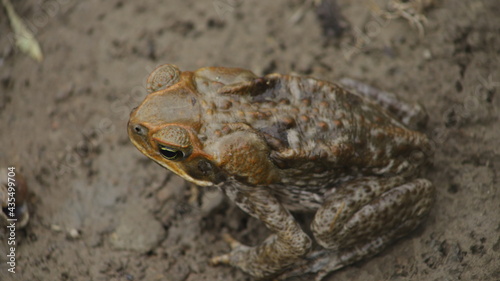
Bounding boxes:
1 0 499 280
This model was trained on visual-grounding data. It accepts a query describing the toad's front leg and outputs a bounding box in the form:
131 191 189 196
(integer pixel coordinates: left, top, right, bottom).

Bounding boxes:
211 187 312 279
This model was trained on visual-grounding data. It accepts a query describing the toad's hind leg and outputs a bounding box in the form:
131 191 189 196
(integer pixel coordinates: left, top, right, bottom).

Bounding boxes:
340 78 429 130
277 176 433 280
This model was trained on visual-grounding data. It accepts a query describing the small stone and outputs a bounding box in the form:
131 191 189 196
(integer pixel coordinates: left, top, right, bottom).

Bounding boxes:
51 224 63 232
423 49 432 60
67 228 80 239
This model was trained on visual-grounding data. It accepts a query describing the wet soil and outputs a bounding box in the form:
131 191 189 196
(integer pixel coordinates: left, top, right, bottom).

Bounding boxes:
0 0 499 280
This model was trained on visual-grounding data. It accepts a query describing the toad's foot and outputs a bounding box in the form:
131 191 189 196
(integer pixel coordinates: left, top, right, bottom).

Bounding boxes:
210 233 248 265
209 187 312 279
210 233 282 278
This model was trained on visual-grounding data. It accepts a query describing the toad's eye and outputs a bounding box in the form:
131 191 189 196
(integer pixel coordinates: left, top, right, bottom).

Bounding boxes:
158 145 184 161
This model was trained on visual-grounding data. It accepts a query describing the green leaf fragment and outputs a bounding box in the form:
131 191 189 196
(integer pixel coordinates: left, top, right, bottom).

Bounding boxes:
2 0 43 62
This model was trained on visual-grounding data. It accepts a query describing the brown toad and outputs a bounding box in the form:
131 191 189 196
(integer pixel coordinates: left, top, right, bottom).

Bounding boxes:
128 64 434 280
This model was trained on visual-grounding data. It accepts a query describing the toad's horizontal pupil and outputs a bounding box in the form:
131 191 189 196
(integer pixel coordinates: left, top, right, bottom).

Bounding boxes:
161 150 175 158
159 146 183 160
160 149 176 159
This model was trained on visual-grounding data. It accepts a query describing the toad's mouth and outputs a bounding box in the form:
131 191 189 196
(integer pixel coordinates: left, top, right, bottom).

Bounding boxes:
152 156 215 187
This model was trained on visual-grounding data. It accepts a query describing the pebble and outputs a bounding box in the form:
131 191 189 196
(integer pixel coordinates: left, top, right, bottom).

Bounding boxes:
423 49 432 60
67 228 81 239
51 224 63 232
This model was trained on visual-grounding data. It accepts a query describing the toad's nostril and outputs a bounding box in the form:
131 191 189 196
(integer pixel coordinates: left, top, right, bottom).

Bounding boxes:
132 124 148 136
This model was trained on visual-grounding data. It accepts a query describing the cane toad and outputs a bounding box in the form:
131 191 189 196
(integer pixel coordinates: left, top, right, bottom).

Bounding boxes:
128 64 434 280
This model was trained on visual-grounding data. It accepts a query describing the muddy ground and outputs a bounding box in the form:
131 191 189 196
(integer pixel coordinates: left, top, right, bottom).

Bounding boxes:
0 0 499 280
